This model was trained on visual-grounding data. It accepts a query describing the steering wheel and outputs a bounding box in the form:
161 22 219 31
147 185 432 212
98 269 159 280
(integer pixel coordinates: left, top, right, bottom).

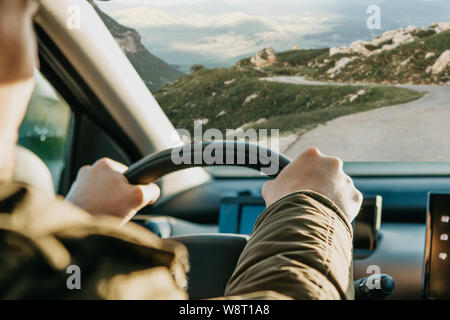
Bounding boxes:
124 141 291 185
123 141 291 299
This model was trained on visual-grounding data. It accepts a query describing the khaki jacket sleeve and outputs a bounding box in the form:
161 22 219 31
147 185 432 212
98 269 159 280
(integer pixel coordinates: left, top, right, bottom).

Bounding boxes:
0 183 189 300
225 191 354 300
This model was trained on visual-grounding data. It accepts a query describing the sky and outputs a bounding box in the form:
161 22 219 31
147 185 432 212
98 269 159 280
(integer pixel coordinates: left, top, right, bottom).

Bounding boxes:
95 0 450 69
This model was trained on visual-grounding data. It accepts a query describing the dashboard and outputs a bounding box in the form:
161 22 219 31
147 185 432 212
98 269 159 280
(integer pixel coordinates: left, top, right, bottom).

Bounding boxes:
139 174 450 300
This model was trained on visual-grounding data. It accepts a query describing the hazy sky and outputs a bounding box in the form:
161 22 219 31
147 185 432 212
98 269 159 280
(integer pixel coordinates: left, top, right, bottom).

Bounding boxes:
96 0 450 67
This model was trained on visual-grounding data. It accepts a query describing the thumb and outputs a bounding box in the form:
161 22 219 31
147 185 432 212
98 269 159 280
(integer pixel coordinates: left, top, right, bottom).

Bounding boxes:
136 183 161 206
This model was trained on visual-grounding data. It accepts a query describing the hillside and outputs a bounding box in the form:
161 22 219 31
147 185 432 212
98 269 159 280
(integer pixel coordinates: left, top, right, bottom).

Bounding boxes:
154 23 450 135
258 22 450 85
155 67 423 135
88 0 184 92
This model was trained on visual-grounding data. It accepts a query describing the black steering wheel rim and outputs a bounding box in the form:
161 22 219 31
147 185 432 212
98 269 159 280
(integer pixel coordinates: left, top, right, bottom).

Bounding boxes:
124 141 291 185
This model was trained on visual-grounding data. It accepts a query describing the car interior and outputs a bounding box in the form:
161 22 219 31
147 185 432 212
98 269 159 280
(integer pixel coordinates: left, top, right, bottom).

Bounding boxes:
15 0 450 300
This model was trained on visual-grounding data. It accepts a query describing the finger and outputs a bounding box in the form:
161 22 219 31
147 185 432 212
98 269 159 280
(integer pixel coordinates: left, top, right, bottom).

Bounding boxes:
136 183 161 206
353 189 363 205
300 147 322 159
95 158 129 174
325 156 343 170
78 165 91 175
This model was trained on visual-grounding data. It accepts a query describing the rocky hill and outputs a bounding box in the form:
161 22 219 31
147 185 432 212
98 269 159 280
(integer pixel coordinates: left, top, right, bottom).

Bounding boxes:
256 22 450 85
88 0 184 92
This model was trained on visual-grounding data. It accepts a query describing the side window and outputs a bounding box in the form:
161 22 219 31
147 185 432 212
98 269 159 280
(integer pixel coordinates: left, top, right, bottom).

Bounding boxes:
18 72 71 190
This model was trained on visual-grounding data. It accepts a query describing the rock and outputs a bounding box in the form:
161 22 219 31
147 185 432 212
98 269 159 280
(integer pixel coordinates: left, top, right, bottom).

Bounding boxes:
194 118 209 126
250 47 277 67
373 28 414 46
243 93 259 106
431 50 450 74
349 95 358 103
380 43 398 51
349 90 366 103
425 52 435 59
330 47 353 56
331 23 435 58
224 79 236 86
400 57 411 66
113 29 144 54
216 110 226 118
392 32 415 45
238 118 267 131
432 21 450 34
404 25 417 33
349 41 371 56
327 57 357 75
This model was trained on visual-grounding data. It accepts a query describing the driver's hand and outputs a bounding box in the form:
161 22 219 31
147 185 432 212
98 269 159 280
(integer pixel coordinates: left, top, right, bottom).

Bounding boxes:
262 148 362 222
66 158 160 226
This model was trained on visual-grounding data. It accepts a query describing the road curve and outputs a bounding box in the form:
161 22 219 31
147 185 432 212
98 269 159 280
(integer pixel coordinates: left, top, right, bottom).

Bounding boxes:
262 76 450 161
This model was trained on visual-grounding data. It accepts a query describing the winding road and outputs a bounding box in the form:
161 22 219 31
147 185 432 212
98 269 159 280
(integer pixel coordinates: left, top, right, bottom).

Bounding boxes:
262 77 450 161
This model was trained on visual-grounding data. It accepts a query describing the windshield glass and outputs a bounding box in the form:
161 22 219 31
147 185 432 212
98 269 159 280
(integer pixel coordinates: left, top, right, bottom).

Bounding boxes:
93 0 449 163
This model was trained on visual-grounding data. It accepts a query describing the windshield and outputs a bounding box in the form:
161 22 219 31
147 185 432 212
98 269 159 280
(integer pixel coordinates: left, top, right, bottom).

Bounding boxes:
93 0 449 163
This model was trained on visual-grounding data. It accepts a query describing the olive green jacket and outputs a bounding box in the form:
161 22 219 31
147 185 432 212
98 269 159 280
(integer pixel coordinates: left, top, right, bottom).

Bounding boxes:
0 183 354 300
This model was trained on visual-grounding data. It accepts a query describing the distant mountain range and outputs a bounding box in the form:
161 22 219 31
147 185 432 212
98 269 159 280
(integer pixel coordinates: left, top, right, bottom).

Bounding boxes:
88 1 184 92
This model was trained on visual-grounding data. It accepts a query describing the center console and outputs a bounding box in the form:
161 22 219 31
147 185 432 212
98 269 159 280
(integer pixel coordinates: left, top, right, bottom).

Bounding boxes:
218 195 383 258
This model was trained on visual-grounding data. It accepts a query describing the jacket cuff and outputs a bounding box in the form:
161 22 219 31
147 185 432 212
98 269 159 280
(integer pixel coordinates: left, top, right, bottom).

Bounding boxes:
256 190 353 237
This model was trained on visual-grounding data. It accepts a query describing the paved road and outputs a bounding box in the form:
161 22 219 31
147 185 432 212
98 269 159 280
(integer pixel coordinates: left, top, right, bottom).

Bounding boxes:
262 77 450 161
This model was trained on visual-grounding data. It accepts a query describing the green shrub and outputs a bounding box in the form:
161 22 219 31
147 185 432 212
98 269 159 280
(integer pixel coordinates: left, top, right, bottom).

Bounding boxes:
412 29 437 38
191 64 205 73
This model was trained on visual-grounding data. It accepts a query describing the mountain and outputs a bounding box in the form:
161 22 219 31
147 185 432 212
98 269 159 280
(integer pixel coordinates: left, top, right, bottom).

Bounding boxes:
88 1 184 92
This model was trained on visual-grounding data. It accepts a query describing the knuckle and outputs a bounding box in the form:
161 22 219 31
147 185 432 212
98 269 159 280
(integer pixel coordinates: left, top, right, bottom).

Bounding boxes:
303 147 321 158
328 156 343 169
354 189 363 204
345 174 354 185
95 158 112 168
78 165 91 175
